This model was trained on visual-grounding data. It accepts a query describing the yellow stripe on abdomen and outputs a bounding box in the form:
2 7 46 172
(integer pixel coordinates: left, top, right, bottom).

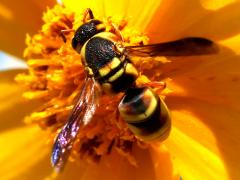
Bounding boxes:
119 88 157 122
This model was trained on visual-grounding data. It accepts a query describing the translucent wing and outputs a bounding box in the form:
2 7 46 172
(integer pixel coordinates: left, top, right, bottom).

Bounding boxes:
125 37 218 57
51 77 99 172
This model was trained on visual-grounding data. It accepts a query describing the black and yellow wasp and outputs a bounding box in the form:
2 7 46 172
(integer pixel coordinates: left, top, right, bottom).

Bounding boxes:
52 8 217 171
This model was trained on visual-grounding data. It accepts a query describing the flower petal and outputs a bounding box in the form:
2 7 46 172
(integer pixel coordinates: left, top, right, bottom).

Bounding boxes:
165 98 240 180
144 1 240 43
144 2 240 177
0 70 40 131
0 125 51 179
0 128 178 180
62 0 161 30
165 126 229 180
51 146 179 180
161 34 240 179
0 0 55 57
0 69 53 179
199 0 235 11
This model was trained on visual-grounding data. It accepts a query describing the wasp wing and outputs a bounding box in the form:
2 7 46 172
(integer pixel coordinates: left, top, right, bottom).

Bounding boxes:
51 77 99 172
125 37 218 57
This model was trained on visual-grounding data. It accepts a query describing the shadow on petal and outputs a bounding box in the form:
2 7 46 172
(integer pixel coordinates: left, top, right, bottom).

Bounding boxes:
163 43 240 180
12 140 177 180
16 145 177 180
162 44 240 111
145 0 240 43
54 146 178 180
184 1 240 41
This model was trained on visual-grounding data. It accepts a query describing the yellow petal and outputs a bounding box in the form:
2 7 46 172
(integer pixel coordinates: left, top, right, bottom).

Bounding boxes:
49 146 179 180
165 98 240 180
165 127 229 180
0 128 178 180
108 0 240 178
144 1 240 42
62 0 161 30
163 38 240 112
0 0 55 57
161 29 240 180
0 70 40 131
0 70 52 178
200 0 235 11
0 123 178 179
0 125 50 179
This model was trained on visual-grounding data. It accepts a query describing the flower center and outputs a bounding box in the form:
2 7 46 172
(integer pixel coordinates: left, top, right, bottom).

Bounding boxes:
15 5 168 166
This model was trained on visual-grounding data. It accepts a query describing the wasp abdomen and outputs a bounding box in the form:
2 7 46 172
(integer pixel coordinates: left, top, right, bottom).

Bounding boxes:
118 87 171 141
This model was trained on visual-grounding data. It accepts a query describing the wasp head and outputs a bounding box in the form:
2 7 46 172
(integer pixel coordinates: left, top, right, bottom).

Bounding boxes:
72 19 106 53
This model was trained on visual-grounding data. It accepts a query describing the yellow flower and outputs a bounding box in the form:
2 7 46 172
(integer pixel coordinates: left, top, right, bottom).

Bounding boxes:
1 0 240 179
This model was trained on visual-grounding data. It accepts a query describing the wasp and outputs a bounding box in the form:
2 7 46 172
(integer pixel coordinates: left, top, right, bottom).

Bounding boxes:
52 8 218 171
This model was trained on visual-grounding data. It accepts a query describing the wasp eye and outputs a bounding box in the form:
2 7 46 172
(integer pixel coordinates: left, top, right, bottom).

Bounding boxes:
72 36 82 53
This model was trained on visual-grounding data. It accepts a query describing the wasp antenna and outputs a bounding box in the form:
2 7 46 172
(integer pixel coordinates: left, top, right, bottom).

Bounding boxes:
60 29 75 43
83 8 94 23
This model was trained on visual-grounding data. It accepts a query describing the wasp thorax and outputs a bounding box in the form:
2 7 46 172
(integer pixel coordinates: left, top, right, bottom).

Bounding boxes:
72 19 106 53
118 87 171 141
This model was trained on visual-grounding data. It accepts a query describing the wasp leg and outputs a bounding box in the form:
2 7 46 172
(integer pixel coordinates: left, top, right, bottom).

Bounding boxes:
115 95 127 130
113 42 125 56
144 81 166 93
83 8 94 23
60 29 75 43
107 139 115 154
114 109 123 129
